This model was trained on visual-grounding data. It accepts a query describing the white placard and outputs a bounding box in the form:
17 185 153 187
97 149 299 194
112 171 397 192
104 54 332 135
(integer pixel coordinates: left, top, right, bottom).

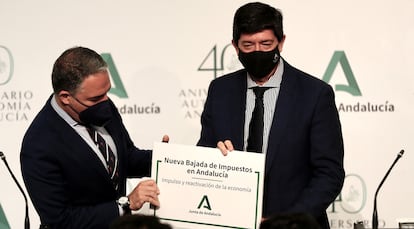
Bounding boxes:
151 142 266 229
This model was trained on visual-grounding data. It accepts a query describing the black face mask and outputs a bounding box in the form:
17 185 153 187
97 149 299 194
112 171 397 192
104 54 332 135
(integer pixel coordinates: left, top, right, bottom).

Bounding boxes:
78 100 113 127
238 47 280 80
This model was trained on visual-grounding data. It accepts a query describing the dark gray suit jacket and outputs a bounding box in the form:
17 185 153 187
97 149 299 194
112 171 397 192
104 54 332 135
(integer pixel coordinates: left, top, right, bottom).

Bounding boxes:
197 60 345 229
21 96 152 228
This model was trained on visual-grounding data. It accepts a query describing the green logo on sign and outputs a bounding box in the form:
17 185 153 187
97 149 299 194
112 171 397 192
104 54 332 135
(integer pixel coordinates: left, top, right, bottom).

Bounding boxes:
197 195 212 210
322 51 362 96
100 53 128 98
0 203 11 229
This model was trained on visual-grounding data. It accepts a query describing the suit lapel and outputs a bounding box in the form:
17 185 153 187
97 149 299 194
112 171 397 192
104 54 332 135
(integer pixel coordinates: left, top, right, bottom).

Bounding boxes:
231 73 248 150
265 63 297 175
46 100 114 183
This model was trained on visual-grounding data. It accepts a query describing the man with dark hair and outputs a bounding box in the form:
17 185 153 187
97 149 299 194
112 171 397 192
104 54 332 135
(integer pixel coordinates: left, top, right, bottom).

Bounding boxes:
260 213 321 229
197 2 344 228
110 214 172 229
21 46 168 228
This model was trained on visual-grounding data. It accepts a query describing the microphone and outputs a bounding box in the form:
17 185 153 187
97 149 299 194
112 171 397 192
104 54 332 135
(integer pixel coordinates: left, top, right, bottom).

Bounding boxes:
372 149 405 229
0 151 30 229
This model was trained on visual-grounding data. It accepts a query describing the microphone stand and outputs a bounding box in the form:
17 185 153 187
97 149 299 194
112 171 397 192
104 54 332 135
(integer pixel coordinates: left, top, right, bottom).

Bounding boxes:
372 149 404 229
0 151 30 229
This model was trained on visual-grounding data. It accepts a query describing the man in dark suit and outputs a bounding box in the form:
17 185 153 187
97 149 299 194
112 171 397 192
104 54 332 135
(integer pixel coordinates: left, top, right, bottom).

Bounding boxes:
20 47 167 228
197 2 344 229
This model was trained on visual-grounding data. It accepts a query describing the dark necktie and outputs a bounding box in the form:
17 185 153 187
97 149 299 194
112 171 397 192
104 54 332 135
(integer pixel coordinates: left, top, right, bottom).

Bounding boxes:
247 86 270 153
86 127 119 190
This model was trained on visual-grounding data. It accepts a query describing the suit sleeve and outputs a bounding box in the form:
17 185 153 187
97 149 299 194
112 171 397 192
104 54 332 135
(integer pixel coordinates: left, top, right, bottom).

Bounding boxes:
197 81 217 148
290 84 345 216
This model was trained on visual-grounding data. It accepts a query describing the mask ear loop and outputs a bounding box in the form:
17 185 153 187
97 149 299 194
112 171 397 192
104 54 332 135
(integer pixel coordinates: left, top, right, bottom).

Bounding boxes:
273 44 281 63
62 93 89 124
70 94 91 108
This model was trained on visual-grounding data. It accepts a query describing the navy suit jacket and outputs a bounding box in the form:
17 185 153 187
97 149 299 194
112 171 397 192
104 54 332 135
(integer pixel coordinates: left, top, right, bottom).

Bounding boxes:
197 60 345 228
20 96 152 228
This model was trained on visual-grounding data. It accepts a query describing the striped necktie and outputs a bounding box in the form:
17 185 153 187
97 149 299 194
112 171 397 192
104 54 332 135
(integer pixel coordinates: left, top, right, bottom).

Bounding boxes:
86 127 119 190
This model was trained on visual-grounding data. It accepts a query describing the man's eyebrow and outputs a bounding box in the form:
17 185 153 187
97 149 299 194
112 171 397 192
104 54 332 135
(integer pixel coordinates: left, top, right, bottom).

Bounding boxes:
260 39 274 43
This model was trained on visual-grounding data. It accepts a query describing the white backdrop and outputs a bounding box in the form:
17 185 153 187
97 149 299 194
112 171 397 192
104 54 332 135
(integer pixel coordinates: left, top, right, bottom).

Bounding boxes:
1 0 413 228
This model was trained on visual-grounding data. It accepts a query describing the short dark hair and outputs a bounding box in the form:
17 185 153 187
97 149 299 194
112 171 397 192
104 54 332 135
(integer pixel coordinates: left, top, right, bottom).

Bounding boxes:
233 2 284 45
51 46 107 94
259 213 321 229
109 215 172 229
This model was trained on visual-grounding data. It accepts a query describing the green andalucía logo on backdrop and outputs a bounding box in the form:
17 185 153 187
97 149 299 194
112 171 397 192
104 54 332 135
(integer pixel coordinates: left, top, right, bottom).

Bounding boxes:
322 50 395 112
0 45 14 86
100 53 128 98
0 203 11 229
101 53 162 115
322 51 362 96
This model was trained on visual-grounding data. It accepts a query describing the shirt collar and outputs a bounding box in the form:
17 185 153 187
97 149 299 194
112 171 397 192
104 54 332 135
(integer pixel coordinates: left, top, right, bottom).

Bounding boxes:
51 94 79 127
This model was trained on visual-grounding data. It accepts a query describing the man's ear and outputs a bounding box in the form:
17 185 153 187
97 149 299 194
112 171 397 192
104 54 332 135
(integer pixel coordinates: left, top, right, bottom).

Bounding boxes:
232 40 239 55
278 35 286 53
58 90 71 105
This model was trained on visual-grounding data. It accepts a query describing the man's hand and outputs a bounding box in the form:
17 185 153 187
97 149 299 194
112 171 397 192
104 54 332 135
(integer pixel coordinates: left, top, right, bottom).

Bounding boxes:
162 135 169 143
128 179 160 210
217 140 234 156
